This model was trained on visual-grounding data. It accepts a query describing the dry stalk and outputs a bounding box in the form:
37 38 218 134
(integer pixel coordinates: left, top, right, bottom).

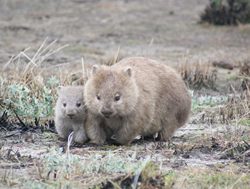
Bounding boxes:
178 61 217 89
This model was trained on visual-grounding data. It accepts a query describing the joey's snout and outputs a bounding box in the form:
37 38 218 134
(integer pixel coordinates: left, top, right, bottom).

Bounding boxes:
101 109 113 118
66 109 77 119
67 113 75 119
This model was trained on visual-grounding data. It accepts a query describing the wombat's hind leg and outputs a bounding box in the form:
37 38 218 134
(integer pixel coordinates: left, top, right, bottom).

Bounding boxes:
158 119 179 141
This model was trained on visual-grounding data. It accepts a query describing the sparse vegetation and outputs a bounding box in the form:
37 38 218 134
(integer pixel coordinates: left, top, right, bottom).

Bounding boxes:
1 0 250 188
193 91 250 125
180 168 250 189
239 60 250 91
178 62 217 90
2 79 58 120
1 43 250 188
201 0 250 25
191 94 228 112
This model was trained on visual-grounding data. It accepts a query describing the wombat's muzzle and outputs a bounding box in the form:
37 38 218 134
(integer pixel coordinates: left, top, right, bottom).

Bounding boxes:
101 110 113 118
67 113 75 119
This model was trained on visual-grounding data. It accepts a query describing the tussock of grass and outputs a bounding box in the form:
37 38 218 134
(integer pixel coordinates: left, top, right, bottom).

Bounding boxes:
192 94 228 112
201 0 250 25
1 77 59 120
192 91 250 125
0 39 80 122
178 62 217 90
239 60 250 91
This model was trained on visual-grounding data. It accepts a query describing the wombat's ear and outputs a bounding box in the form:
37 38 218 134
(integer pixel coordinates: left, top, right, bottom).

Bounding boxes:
124 67 133 77
91 65 99 76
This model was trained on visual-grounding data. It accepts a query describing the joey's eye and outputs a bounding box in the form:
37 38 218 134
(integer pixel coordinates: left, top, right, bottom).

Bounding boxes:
76 102 81 107
114 93 121 101
96 94 101 100
63 103 67 107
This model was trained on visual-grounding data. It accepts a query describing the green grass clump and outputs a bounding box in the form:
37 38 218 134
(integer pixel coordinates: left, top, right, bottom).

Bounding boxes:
2 76 59 120
239 118 250 126
164 171 176 188
185 171 250 189
23 148 150 188
192 95 228 112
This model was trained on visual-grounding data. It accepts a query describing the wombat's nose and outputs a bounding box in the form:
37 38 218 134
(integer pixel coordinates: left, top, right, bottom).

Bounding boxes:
101 110 113 118
67 113 75 118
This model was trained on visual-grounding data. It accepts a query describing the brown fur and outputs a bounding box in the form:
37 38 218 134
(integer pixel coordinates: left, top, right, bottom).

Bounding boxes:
84 57 191 145
55 86 87 144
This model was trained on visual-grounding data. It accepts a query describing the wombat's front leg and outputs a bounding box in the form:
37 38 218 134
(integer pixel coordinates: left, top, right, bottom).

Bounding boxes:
72 123 88 144
114 119 140 145
86 114 106 144
55 118 73 140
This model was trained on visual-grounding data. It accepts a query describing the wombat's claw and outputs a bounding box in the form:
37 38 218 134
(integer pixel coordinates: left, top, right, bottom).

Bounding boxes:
134 135 141 140
71 142 83 148
110 135 117 140
153 132 158 139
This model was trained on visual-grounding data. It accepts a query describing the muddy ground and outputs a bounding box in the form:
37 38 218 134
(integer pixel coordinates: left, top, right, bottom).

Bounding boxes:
0 0 250 188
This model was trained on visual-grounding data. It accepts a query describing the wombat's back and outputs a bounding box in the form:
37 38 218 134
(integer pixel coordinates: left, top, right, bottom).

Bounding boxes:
114 57 191 137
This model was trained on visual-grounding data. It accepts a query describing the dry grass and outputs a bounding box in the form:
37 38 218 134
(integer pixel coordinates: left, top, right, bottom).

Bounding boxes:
192 90 250 126
239 60 250 91
0 39 86 122
178 61 217 90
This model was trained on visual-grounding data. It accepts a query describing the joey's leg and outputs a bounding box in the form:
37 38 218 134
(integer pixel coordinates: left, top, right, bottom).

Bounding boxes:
55 118 72 140
72 123 88 144
86 114 106 145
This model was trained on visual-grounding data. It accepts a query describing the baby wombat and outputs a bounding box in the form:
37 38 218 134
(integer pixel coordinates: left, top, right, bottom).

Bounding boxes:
55 86 87 144
84 57 191 145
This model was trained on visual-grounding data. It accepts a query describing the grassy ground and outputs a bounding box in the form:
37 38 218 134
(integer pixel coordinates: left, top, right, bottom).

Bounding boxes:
0 40 249 189
0 0 250 188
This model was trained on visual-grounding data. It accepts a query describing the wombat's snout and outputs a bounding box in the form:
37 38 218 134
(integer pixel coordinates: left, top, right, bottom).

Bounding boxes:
101 109 113 118
67 113 75 119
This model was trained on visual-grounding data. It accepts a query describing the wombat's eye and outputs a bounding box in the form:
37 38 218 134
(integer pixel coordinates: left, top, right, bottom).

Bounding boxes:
63 103 67 107
114 93 121 102
76 102 81 107
96 94 101 100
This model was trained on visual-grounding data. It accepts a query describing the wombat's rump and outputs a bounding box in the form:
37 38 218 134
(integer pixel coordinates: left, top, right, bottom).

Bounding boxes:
84 57 191 145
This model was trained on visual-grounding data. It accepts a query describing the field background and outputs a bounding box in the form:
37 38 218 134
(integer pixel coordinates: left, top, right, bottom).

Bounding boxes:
0 0 250 188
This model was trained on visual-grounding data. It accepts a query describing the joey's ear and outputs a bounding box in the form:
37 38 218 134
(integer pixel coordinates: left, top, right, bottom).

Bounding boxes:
123 67 133 77
91 65 99 76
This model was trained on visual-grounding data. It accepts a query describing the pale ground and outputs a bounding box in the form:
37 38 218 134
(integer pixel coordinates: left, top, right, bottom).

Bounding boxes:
0 0 250 66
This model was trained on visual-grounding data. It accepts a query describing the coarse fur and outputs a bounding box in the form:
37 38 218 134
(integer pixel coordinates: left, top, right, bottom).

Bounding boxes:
55 86 87 144
84 57 191 145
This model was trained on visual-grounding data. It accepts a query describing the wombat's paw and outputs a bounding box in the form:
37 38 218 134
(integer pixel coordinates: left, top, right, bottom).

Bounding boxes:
106 136 121 146
111 135 133 145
